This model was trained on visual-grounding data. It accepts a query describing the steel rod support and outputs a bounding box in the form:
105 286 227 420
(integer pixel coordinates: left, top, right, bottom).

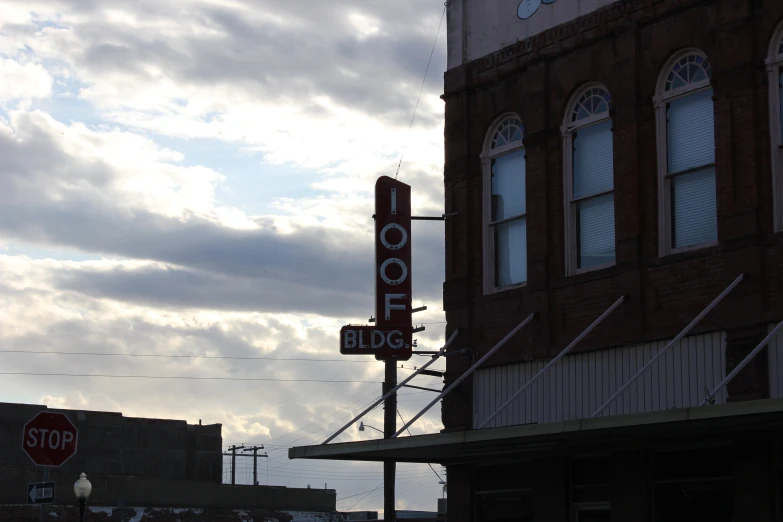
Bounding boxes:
321 329 460 444
400 384 441 393
591 273 745 418
478 296 626 429
372 213 457 221
700 319 783 406
392 314 536 438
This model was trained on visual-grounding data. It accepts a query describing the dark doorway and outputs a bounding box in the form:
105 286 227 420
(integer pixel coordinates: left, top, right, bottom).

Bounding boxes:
654 481 732 522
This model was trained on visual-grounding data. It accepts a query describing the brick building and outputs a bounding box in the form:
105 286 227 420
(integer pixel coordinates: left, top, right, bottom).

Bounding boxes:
292 0 783 520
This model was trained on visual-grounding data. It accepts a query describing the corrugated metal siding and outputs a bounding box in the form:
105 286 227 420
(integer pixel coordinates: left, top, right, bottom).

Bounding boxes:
768 324 783 399
473 332 727 429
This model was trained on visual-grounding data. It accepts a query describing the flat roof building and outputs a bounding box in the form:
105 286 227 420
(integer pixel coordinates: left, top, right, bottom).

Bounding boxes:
0 402 337 520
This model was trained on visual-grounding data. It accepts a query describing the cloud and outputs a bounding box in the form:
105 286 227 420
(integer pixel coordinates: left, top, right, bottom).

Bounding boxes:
6 0 445 117
0 0 447 191
0 255 446 466
0 59 52 100
0 111 445 316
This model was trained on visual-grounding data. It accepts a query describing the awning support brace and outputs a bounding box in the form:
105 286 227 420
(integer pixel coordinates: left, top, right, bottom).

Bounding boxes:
700 318 783 406
321 329 460 445
591 273 746 418
478 295 627 429
392 313 536 438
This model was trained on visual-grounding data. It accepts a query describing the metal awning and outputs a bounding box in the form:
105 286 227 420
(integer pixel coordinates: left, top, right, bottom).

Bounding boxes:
289 398 783 464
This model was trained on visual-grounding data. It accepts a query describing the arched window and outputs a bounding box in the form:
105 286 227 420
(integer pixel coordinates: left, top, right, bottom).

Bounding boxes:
654 50 717 255
767 22 783 231
482 114 527 292
562 84 615 274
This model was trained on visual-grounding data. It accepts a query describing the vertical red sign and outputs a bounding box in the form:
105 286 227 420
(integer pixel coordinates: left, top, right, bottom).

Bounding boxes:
374 176 413 360
339 176 413 361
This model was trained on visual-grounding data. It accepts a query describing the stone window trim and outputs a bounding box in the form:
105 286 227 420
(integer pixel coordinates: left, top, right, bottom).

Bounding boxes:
653 48 717 257
481 113 527 295
766 21 783 232
561 82 616 276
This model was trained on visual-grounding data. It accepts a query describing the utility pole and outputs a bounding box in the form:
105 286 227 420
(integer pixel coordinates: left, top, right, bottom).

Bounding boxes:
383 360 397 522
225 445 245 485
242 446 268 486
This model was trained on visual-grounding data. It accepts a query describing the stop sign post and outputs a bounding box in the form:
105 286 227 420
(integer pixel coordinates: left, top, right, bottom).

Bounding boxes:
22 412 78 467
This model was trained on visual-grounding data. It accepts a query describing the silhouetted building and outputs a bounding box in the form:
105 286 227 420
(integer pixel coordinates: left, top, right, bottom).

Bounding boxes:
0 402 336 520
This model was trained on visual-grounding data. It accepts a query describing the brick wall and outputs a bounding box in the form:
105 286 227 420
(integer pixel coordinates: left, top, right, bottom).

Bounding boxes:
442 0 783 430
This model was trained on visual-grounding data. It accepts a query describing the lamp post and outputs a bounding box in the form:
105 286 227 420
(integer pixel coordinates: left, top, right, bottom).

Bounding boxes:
358 421 384 434
73 472 92 522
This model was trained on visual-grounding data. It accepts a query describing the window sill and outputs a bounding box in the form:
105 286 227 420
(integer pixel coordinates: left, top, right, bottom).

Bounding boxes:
569 261 616 277
551 263 622 290
649 241 719 268
668 240 718 256
483 281 528 302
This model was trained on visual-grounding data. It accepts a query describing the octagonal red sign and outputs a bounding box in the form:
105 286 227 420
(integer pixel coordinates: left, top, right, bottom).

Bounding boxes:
22 412 78 467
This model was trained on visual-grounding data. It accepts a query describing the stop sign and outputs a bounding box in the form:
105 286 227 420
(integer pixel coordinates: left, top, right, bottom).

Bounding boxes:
22 412 78 467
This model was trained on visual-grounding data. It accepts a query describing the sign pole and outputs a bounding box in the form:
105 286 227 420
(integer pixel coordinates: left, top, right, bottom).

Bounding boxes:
39 468 48 522
383 360 397 522
336 176 412 521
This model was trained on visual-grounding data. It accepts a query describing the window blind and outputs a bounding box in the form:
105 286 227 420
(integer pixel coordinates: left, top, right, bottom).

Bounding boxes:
494 217 527 286
672 167 717 248
573 120 614 199
491 150 526 222
667 89 715 174
577 193 615 269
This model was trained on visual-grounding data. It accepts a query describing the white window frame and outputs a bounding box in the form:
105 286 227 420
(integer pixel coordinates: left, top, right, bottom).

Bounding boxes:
571 502 611 521
767 22 783 232
562 83 616 276
482 113 527 294
654 48 717 256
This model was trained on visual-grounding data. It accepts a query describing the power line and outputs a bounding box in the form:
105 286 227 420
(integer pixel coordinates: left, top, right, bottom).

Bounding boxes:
265 394 444 462
259 463 433 477
260 389 382 448
269 471 432 482
339 485 385 502
334 473 436 503
0 372 385 383
350 475 435 510
0 349 442 362
249 384 442 467
397 410 444 483
346 482 384 511
394 1 447 179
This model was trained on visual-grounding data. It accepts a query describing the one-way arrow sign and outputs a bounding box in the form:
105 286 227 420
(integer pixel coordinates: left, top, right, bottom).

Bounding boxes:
28 481 55 504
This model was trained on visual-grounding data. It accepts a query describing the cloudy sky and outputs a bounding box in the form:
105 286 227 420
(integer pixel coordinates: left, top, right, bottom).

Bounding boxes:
0 0 448 514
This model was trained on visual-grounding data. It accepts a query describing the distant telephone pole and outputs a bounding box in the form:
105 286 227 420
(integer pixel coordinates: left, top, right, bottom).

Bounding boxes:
224 445 245 485
242 446 268 486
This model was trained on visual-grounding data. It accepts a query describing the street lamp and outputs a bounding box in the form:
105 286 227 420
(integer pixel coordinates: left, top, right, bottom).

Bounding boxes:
358 421 384 434
73 472 92 522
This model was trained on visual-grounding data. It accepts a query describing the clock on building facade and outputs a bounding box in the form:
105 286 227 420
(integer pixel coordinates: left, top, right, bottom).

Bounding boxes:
518 0 558 20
